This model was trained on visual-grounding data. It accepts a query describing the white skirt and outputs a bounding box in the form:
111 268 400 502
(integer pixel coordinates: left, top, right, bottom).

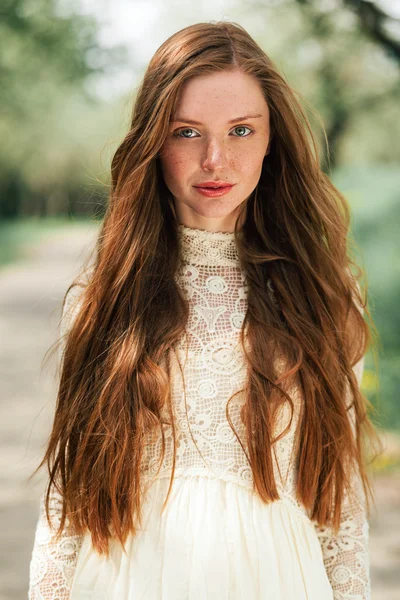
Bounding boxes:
70 475 334 600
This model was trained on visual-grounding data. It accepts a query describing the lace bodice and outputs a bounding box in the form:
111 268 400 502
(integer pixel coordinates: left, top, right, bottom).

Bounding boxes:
28 224 370 599
140 225 302 505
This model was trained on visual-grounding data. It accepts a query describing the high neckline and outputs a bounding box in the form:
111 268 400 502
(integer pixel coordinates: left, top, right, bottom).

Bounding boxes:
177 223 241 266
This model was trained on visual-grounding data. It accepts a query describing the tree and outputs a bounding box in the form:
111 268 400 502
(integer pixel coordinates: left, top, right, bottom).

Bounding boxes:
0 0 127 217
243 0 400 169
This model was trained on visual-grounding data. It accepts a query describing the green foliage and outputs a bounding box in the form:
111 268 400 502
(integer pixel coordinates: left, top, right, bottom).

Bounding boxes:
332 164 400 430
237 0 400 169
0 216 98 265
0 0 128 217
0 0 100 118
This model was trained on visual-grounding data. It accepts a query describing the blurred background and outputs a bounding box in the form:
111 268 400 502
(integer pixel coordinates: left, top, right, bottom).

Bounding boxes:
0 0 399 598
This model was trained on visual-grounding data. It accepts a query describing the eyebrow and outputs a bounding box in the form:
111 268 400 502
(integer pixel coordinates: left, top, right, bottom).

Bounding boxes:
170 113 263 125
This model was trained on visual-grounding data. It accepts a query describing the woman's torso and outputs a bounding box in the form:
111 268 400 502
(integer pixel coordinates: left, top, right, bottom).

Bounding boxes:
69 225 333 599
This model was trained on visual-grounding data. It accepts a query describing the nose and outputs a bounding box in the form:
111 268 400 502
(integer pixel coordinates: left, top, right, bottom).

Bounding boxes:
201 138 228 171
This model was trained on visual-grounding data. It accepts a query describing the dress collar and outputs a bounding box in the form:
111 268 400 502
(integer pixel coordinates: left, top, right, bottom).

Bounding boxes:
177 223 241 266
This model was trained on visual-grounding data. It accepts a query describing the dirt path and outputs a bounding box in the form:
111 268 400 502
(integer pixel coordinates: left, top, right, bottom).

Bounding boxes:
0 224 398 599
0 224 97 600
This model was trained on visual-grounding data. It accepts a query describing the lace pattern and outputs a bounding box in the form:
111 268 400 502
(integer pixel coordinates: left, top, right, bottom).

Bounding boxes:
28 223 370 599
141 226 296 497
314 352 370 600
28 489 83 599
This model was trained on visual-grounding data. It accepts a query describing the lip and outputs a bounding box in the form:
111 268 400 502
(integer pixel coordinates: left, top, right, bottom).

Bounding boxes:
194 184 235 198
194 181 234 188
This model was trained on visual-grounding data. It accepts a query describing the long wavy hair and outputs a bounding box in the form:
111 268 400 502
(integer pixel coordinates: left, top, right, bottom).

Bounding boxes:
32 21 381 556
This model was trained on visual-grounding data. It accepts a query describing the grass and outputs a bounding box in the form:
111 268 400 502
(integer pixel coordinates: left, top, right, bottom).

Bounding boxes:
0 217 99 267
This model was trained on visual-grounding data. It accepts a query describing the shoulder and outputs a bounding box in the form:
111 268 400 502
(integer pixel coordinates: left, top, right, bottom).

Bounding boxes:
61 284 85 330
59 270 91 341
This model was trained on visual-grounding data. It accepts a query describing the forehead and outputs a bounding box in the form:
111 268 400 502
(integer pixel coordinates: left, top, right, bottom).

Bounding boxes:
172 70 269 122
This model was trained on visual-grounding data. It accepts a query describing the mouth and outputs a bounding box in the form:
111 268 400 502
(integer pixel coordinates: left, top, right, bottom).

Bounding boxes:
193 183 236 197
194 183 235 189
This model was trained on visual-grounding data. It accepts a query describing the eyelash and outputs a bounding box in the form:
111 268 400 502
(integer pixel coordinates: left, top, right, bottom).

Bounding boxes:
173 125 254 139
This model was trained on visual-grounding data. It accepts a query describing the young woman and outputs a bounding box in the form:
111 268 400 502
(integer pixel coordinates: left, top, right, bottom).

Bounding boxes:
28 20 380 600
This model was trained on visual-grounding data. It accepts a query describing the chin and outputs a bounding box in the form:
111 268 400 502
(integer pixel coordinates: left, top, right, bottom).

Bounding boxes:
194 205 234 218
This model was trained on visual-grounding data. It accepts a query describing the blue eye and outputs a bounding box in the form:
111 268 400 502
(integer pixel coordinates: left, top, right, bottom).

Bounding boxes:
174 128 199 138
232 126 252 137
173 125 253 138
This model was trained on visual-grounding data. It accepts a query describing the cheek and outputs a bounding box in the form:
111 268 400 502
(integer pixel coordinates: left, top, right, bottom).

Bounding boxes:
160 149 193 186
232 147 265 178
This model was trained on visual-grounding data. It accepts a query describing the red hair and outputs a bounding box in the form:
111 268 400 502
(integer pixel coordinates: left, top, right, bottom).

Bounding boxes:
32 21 381 556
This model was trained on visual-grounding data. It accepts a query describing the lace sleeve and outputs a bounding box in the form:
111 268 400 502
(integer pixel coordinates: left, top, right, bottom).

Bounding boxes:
28 488 84 599
314 350 370 600
28 285 85 599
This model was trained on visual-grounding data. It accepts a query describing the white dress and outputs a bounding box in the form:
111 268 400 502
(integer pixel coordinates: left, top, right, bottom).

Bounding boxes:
28 224 370 600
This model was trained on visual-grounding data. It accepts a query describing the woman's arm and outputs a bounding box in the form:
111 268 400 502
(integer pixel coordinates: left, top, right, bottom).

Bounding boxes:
313 275 371 599
28 488 83 599
28 283 85 599
315 360 370 599
314 349 371 600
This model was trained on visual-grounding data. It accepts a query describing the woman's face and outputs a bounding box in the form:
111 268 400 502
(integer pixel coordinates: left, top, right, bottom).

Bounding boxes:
159 69 271 232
